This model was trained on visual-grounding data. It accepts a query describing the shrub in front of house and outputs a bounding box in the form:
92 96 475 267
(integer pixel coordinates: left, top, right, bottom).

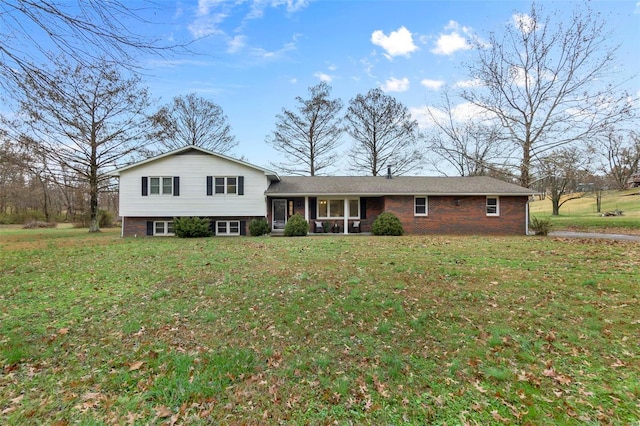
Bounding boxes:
284 213 308 236
529 216 552 236
372 212 404 236
249 218 270 236
174 217 212 238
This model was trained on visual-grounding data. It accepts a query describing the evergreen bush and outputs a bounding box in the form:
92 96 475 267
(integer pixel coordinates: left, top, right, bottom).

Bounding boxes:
98 210 115 228
249 218 270 236
284 213 308 236
174 217 212 238
529 216 552 236
372 212 404 236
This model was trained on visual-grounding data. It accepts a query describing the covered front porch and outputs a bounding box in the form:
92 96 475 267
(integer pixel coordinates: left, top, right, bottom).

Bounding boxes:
268 196 381 235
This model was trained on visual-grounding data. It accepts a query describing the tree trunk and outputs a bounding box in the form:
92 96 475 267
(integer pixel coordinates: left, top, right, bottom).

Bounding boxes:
520 141 531 188
88 140 100 233
38 176 50 222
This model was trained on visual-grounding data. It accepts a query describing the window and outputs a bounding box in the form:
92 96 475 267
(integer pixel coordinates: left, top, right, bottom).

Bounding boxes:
154 221 174 236
215 177 225 194
213 177 238 195
227 177 237 194
317 199 359 219
216 220 240 236
348 199 359 218
486 197 499 216
329 200 343 217
149 177 173 195
415 196 428 216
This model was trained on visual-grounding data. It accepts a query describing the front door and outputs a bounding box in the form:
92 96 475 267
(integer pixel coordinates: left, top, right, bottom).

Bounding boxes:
272 199 287 230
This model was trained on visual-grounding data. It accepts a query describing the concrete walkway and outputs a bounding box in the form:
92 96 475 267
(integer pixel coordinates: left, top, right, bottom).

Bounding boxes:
549 231 640 242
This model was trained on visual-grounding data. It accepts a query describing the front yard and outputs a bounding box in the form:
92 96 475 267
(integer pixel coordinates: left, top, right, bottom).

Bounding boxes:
1 228 638 424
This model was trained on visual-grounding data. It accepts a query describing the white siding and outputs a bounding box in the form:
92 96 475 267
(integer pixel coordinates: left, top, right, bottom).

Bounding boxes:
118 150 270 217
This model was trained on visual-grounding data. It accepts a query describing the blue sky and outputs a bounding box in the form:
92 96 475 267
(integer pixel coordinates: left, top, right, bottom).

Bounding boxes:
14 0 640 173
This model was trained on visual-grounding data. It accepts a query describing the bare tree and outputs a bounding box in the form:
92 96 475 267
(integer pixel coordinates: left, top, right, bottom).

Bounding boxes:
10 56 151 232
0 0 186 97
463 1 635 187
266 82 343 176
599 129 640 190
345 88 422 176
534 146 593 215
148 93 238 154
426 91 513 177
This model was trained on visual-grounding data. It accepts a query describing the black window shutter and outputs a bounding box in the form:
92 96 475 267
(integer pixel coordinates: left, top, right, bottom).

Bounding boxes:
240 220 246 235
142 177 148 196
360 198 367 219
173 176 180 196
238 176 244 195
206 176 213 195
309 197 317 220
146 221 153 235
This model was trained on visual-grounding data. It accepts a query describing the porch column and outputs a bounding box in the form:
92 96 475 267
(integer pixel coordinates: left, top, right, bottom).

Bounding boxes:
343 199 348 234
304 196 309 222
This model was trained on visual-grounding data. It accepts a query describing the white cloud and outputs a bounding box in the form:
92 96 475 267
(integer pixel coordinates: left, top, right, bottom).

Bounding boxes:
455 78 483 88
360 57 376 78
249 40 297 59
314 72 333 82
512 13 537 34
431 20 473 56
196 0 225 16
411 102 489 129
247 0 310 19
635 2 640 14
381 77 410 92
421 79 445 90
227 35 247 53
371 26 418 59
188 13 227 38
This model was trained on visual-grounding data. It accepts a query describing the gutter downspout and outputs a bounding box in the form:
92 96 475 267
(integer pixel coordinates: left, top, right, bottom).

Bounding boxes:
525 198 530 235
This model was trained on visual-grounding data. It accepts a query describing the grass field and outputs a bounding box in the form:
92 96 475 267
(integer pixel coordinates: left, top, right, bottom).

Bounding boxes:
530 188 640 234
0 227 638 424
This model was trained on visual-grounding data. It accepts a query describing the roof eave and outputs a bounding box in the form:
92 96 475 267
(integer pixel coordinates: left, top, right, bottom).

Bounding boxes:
265 191 535 197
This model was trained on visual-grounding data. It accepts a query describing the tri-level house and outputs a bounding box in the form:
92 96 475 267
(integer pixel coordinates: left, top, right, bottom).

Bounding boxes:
109 146 279 237
110 146 536 237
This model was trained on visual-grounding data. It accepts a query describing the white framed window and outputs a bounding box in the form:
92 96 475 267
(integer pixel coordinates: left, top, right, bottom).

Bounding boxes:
214 177 237 195
486 197 499 216
318 199 359 219
348 199 360 219
414 196 428 216
154 221 174 236
216 220 240 236
150 177 173 195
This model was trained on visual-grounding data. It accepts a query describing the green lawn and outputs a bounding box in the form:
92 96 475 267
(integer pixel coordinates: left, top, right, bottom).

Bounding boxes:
1 228 638 424
530 188 640 234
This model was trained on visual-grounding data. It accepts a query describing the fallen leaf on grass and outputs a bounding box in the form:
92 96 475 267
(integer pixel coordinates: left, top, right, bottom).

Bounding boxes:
611 358 626 368
128 361 144 371
491 410 510 423
155 405 172 418
473 381 488 393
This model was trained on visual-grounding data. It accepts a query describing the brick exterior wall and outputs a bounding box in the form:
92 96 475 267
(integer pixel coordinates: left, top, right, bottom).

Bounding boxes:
384 195 529 235
265 195 529 235
122 216 263 237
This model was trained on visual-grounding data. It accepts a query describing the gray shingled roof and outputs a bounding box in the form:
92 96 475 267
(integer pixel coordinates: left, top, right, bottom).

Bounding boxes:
265 176 535 196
